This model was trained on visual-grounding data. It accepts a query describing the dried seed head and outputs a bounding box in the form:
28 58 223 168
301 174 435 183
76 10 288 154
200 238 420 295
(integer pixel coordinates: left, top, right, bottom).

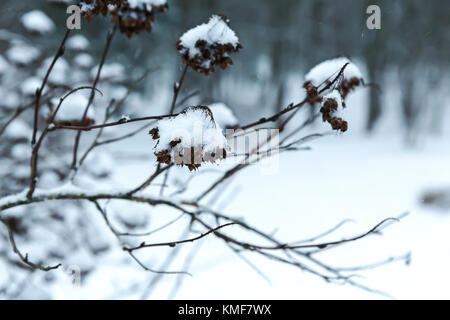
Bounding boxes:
303 81 320 104
79 0 168 37
303 57 364 101
320 91 348 132
176 15 242 75
149 106 228 170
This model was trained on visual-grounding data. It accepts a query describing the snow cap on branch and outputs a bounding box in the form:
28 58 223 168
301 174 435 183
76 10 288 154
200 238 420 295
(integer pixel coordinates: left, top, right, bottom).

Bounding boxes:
304 57 364 101
21 10 55 35
149 106 228 171
177 14 242 75
79 0 168 37
51 94 95 126
208 102 239 129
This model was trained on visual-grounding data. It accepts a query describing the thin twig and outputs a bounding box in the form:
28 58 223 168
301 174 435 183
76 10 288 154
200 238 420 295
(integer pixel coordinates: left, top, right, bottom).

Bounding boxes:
0 219 61 272
31 29 71 145
124 223 235 252
71 24 117 171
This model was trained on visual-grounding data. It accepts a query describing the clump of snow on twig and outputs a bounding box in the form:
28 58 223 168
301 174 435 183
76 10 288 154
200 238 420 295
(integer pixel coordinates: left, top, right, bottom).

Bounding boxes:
21 10 55 34
127 0 168 10
150 106 228 170
67 35 90 51
38 58 70 85
208 102 239 128
74 53 94 68
53 94 94 122
5 44 40 65
3 119 32 140
178 15 240 58
177 14 242 74
21 77 42 96
305 57 363 87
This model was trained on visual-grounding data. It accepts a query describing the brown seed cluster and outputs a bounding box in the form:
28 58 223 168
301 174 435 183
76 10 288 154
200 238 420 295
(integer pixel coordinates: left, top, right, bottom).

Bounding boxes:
176 15 242 75
303 81 320 104
150 106 227 171
320 98 348 132
339 77 362 99
79 0 168 37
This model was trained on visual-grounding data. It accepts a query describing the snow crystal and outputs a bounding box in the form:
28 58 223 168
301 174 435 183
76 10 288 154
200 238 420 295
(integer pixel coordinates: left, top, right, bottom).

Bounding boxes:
74 53 94 68
21 10 55 34
154 107 228 155
54 94 94 121
305 57 363 87
67 34 90 51
178 15 240 59
6 44 40 65
208 102 239 128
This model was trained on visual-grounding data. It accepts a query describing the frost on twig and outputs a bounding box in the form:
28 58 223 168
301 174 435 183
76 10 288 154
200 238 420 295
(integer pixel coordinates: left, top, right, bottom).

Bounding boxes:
149 106 228 171
177 14 242 75
79 0 168 37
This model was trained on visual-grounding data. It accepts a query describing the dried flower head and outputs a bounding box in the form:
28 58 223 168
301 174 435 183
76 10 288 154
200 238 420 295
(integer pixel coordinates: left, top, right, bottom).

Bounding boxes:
176 15 242 75
304 57 364 100
320 90 348 132
79 0 168 37
150 106 228 171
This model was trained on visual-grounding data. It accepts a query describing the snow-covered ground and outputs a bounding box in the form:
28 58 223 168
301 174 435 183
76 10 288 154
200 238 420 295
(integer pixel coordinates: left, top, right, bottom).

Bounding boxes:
54 121 446 300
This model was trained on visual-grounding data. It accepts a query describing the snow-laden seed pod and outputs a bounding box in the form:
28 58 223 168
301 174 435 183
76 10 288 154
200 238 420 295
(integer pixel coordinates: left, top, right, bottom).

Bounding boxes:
304 56 364 99
320 90 348 132
79 0 168 37
149 106 228 171
176 15 242 75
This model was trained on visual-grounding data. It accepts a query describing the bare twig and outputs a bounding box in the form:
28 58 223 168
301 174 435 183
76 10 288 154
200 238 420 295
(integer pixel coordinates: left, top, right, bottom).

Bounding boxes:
0 219 61 271
124 223 235 252
31 29 71 145
127 164 173 196
27 86 102 199
71 24 117 171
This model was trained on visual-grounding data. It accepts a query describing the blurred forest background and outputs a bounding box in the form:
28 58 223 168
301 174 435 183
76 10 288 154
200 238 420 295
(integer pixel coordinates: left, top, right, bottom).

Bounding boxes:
1 0 449 141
